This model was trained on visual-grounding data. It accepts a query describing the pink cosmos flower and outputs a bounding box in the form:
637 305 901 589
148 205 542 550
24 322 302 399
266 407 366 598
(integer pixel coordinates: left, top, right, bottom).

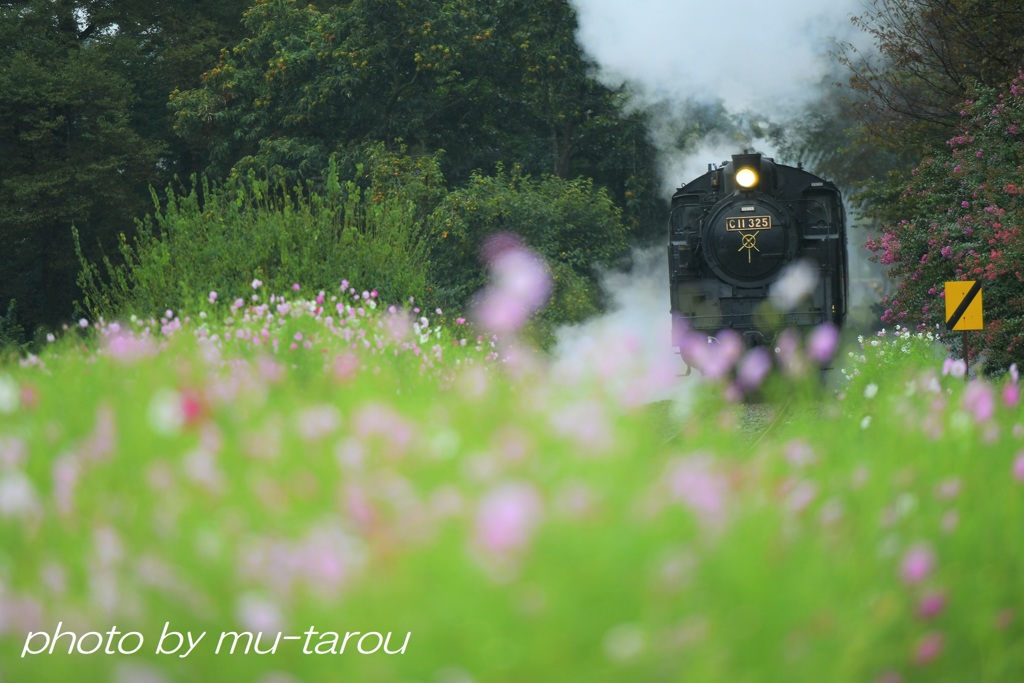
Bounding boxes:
1004 383 1020 408
784 439 817 467
236 593 284 636
678 330 742 379
548 399 614 453
0 436 27 469
900 543 936 584
942 358 966 378
474 482 544 554
933 478 961 501
916 591 947 620
352 403 414 458
52 453 80 516
736 346 772 390
104 331 156 362
664 455 729 529
913 631 944 665
874 671 903 683
807 323 840 364
963 382 995 422
473 236 552 336
1013 452 1024 482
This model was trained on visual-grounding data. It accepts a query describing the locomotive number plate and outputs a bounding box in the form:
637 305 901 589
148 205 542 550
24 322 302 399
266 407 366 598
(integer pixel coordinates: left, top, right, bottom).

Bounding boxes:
726 215 772 231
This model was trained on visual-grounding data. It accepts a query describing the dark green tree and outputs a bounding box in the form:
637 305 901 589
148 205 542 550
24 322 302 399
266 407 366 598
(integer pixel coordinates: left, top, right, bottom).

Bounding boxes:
0 0 250 336
169 0 661 238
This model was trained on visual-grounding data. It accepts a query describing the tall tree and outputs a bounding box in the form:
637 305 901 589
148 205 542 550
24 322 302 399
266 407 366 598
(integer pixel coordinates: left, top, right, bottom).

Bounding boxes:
838 0 1024 152
169 0 661 236
0 0 249 336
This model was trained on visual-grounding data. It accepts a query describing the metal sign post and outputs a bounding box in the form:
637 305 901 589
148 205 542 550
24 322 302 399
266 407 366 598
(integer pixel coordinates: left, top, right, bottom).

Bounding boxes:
945 280 984 378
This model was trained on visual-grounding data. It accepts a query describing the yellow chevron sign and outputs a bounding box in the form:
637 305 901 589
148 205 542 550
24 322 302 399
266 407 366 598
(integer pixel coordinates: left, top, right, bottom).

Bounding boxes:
945 281 983 331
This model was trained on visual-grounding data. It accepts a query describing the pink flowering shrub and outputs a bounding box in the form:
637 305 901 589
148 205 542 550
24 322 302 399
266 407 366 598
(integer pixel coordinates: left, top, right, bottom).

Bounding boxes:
866 72 1024 373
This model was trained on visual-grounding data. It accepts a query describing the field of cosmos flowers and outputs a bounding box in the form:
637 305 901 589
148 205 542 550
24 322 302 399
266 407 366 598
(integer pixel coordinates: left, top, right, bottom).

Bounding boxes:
0 243 1022 683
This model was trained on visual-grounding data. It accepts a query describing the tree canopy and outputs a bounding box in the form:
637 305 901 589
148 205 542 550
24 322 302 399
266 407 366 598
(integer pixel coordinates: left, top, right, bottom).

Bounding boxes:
839 0 1024 153
0 0 250 336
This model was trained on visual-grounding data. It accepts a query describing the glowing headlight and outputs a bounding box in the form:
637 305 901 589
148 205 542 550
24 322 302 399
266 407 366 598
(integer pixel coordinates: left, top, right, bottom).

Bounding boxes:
735 167 758 189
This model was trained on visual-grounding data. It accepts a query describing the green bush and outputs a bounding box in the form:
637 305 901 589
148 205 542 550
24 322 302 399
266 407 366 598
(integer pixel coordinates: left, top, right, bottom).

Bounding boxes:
426 165 627 330
76 159 431 320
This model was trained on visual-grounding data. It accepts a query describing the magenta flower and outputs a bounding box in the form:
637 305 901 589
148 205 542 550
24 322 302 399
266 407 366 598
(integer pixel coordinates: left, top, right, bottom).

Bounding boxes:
0 436 27 469
774 328 805 376
1013 452 1024 482
706 329 744 379
913 631 944 666
933 478 961 501
104 331 156 362
807 323 840 364
874 671 903 683
900 543 936 584
963 381 995 422
474 482 544 554
679 329 743 379
473 239 552 336
737 346 772 390
664 455 729 529
916 591 947 620
942 358 966 378
784 439 817 467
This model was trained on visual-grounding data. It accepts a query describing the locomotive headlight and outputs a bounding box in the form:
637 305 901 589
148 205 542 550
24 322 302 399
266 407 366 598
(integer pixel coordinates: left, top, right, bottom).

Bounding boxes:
735 167 758 189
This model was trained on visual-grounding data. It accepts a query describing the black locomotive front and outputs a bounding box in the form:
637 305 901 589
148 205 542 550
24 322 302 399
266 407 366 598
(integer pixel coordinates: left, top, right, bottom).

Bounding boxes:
668 152 848 356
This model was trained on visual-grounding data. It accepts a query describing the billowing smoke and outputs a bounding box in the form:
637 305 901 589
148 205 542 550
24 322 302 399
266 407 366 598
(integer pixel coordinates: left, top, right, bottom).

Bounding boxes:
551 247 690 405
571 0 868 117
570 0 872 196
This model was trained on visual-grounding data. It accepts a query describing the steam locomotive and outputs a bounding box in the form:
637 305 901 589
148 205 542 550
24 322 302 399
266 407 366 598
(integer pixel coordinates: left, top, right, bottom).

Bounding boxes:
668 152 848 365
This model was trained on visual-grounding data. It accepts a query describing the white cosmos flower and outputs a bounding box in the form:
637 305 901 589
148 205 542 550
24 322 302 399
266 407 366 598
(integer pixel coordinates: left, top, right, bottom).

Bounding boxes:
0 374 19 414
769 260 819 311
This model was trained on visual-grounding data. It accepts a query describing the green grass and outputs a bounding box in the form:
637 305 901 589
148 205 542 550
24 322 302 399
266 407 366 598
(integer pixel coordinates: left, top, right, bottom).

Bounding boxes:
0 294 1021 683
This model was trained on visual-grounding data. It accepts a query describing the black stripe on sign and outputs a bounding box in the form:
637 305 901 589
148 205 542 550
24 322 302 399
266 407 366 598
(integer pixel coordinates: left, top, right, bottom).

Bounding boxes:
946 280 982 331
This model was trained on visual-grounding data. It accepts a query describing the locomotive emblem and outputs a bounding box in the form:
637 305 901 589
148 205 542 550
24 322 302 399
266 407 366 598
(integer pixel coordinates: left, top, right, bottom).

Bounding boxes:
738 232 759 263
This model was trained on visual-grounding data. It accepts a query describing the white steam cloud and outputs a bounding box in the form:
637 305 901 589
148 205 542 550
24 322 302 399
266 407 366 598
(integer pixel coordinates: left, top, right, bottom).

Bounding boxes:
570 0 872 197
571 0 867 113
552 248 693 406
